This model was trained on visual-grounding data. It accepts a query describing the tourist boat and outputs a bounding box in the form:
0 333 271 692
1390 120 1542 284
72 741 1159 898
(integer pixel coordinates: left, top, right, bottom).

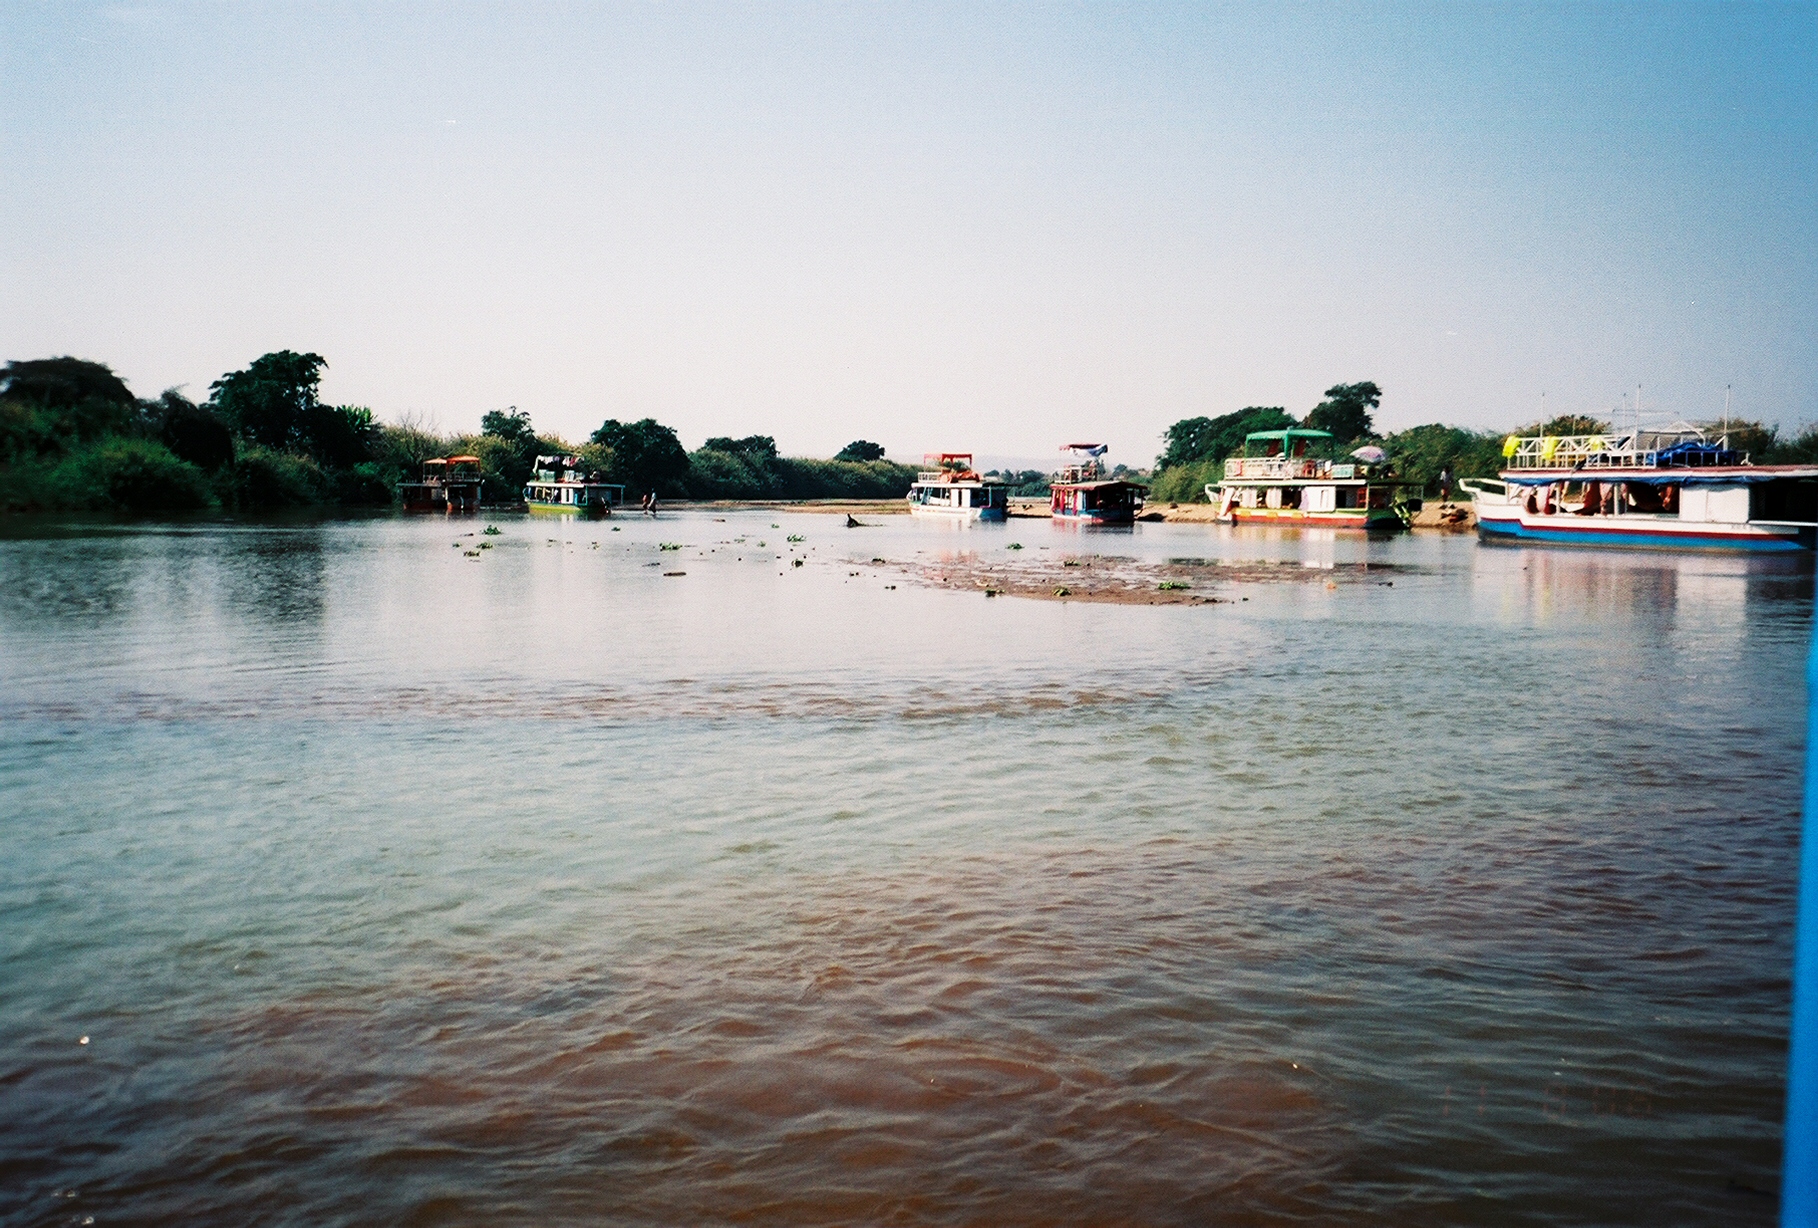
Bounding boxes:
907 453 1009 521
1461 424 1818 551
1205 428 1415 529
398 455 484 512
523 454 626 515
1050 444 1145 524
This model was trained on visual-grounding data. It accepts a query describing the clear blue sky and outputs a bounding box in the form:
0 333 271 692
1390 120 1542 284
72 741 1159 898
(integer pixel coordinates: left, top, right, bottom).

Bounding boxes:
3 1 1813 465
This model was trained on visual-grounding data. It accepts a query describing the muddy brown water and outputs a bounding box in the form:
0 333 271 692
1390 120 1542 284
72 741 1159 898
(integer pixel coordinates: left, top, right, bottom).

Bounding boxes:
0 510 1808 1225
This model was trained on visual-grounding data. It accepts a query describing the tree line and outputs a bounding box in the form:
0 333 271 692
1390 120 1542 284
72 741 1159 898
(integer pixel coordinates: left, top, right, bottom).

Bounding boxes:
0 351 918 512
1147 380 1818 503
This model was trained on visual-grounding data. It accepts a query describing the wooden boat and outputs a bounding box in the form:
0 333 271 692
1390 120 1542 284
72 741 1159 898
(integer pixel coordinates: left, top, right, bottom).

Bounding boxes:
907 453 1009 521
398 455 484 512
1206 429 1415 529
1050 444 1145 524
1463 424 1818 551
523 455 625 516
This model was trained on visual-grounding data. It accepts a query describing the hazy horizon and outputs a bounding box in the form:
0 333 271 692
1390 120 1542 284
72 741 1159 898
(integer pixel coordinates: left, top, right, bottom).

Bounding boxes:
4 1 1813 466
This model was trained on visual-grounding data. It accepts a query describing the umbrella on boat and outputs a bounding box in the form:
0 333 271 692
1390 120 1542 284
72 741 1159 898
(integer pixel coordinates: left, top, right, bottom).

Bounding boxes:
1350 445 1387 463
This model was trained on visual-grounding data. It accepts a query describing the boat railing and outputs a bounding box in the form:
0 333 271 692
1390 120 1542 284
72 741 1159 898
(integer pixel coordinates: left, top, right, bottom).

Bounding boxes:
1224 456 1322 480
1501 429 1740 470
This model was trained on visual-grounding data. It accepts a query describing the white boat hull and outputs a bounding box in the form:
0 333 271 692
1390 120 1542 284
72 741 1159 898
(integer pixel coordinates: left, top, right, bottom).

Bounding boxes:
907 504 1006 523
1467 483 1812 552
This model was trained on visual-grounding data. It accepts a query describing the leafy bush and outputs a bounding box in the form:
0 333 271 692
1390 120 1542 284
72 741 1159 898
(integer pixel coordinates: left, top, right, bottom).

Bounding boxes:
51 438 215 511
333 462 395 506
152 392 236 471
1768 424 1818 464
1378 424 1506 494
1148 458 1224 502
224 445 329 509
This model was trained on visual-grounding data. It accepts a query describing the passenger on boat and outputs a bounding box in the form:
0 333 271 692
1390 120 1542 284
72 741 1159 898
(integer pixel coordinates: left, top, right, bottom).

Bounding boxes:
1661 485 1678 514
1625 483 1664 513
1525 489 1539 514
1575 481 1602 515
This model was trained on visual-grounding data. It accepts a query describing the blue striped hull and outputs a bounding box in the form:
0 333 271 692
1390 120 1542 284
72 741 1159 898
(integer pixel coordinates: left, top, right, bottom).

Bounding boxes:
1478 516 1812 552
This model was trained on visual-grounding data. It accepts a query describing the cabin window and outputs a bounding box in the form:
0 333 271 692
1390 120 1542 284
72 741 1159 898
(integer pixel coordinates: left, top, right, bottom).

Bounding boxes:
1752 480 1818 524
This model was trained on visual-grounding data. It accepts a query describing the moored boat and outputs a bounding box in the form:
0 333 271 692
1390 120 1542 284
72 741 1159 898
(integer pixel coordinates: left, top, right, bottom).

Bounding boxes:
1205 429 1415 529
524 454 626 515
1462 424 1818 552
398 455 484 512
1050 444 1145 524
907 453 1009 521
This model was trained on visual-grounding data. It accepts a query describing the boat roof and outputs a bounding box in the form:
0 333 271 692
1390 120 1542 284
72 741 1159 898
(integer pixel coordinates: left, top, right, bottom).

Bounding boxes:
446 454 482 464
1245 428 1332 443
1501 464 1818 486
1052 478 1145 489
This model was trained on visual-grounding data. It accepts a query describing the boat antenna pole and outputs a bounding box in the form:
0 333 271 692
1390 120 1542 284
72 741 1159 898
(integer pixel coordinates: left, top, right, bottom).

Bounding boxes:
1723 384 1732 446
1784 622 1818 1223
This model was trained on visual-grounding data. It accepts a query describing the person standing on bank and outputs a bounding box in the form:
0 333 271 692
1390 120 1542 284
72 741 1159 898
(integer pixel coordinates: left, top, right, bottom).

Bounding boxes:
1438 465 1455 505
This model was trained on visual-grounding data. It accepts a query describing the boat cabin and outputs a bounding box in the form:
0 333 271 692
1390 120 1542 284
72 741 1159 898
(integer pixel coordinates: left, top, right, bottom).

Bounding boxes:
907 453 1010 520
524 454 626 514
1210 429 1414 529
1050 443 1145 524
1464 424 1818 551
398 455 484 512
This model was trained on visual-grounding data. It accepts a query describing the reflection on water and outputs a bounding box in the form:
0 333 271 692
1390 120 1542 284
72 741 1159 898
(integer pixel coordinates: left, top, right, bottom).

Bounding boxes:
0 512 1808 1225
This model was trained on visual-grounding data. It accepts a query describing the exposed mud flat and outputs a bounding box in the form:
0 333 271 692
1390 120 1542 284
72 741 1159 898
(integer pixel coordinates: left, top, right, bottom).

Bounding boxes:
860 550 1410 605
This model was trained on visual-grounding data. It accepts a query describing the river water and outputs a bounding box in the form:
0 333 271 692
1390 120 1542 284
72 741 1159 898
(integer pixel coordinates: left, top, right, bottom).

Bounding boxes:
0 510 1808 1226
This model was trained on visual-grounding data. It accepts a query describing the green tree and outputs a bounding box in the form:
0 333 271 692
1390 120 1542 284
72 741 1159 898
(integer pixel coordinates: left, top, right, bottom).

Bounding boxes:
702 435 778 459
150 390 235 471
303 403 380 469
1379 424 1506 493
481 407 535 448
1304 382 1381 443
1535 414 1608 436
591 417 691 496
1768 424 1818 464
0 356 140 456
210 350 329 452
1156 407 1294 470
835 439 885 462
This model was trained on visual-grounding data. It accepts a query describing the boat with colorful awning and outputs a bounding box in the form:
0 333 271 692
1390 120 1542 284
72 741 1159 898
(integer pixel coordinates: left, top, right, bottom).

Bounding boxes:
1462 424 1818 551
524 455 625 516
1050 444 1146 524
907 453 1009 521
398 455 484 512
1205 429 1416 529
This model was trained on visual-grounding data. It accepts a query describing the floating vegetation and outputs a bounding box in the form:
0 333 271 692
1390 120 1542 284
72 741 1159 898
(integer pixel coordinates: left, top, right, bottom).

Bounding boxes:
1158 580 1190 590
611 527 621 532
1007 543 1023 550
478 542 493 550
464 549 482 558
663 571 686 577
1054 586 1072 596
659 543 683 551
482 524 501 536
871 557 887 564
792 558 804 568
1063 560 1081 568
786 534 805 543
